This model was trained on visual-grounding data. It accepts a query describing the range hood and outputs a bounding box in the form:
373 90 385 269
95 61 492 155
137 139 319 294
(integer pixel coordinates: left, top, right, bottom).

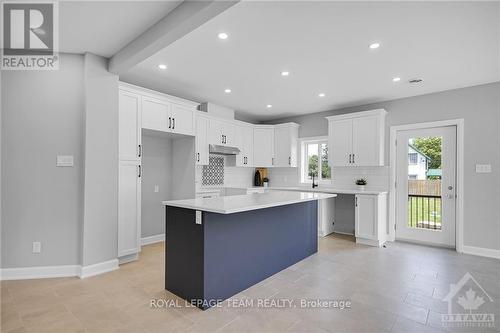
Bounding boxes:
209 144 241 155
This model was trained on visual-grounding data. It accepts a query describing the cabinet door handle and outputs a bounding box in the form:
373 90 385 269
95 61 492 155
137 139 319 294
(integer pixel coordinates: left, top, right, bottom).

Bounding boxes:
138 145 141 158
355 196 358 207
168 117 172 129
272 157 274 165
138 165 141 178
221 135 224 144
172 118 175 130
289 156 291 165
352 153 355 164
197 152 200 162
349 154 352 164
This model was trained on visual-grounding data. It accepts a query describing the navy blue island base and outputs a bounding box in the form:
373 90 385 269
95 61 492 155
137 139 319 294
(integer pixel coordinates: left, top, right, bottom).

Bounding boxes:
165 201 318 309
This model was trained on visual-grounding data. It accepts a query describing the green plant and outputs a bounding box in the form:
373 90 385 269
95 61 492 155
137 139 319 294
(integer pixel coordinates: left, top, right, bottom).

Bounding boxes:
355 178 367 186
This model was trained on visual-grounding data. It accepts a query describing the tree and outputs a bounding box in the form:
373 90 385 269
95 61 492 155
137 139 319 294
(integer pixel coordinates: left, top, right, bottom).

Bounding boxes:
413 137 442 169
308 154 318 177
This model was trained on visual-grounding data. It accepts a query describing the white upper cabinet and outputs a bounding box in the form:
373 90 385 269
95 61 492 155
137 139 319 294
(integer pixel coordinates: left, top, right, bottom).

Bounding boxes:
171 104 195 136
253 126 275 167
195 115 209 165
232 124 254 167
141 96 169 132
119 90 142 161
208 118 235 146
122 84 196 136
328 118 352 167
326 109 386 167
274 123 299 167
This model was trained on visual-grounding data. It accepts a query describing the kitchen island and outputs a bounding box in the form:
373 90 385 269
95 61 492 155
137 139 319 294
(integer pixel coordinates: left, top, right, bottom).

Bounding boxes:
162 191 336 309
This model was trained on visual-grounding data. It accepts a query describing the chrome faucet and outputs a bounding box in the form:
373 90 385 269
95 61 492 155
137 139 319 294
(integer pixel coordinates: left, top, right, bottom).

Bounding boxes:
312 174 319 189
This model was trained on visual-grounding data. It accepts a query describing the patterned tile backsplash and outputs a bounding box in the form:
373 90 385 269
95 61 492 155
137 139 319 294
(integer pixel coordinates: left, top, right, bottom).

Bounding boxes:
202 155 225 186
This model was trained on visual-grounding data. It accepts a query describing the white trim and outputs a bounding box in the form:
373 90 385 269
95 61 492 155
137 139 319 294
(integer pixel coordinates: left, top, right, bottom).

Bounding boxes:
0 265 80 281
141 234 165 246
325 109 387 122
462 246 500 260
389 119 464 253
79 259 119 279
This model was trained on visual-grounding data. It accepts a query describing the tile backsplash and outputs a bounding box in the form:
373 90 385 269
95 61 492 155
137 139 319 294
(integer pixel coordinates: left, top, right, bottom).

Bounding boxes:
197 155 254 189
202 155 225 186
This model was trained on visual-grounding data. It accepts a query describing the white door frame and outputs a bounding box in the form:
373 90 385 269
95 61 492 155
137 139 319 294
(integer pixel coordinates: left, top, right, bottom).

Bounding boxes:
389 119 464 253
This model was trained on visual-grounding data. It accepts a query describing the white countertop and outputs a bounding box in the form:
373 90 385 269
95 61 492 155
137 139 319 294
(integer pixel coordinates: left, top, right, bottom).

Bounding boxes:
268 186 388 195
163 191 337 214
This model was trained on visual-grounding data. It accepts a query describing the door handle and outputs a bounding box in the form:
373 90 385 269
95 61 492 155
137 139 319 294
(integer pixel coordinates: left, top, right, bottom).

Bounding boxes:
138 145 141 158
168 117 171 129
172 118 175 130
138 165 141 178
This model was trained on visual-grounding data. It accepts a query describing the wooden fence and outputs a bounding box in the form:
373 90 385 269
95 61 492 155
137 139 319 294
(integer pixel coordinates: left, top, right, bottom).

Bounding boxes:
408 180 441 196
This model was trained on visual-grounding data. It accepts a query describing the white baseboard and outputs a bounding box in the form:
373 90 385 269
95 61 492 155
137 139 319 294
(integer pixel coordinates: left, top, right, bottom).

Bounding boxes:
0 259 121 281
0 265 80 281
141 233 165 246
462 246 500 259
79 259 119 279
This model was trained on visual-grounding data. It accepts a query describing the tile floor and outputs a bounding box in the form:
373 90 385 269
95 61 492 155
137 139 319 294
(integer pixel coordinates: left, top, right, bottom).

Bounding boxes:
1 234 499 333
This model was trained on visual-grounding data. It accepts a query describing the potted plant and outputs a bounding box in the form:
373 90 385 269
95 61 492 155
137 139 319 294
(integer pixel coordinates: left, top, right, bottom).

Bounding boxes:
262 177 269 187
355 178 367 190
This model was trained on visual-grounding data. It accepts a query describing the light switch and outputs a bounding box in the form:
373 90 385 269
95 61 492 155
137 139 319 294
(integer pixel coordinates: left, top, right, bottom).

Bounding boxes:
154 185 159 193
57 155 74 167
475 164 491 173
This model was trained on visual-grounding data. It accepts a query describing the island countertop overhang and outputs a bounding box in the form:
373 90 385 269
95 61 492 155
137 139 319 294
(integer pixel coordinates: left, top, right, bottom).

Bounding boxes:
162 191 337 214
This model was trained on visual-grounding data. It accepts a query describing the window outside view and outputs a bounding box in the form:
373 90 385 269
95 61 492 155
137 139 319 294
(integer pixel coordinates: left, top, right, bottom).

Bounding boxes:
407 136 443 230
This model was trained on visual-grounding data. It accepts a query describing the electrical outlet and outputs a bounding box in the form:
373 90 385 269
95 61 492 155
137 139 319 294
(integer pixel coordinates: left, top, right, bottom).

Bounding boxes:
154 185 159 193
32 241 41 253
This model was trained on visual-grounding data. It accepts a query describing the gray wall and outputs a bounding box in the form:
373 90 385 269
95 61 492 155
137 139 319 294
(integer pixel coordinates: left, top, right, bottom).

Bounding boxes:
1 54 85 267
141 132 172 237
81 53 119 266
265 82 500 250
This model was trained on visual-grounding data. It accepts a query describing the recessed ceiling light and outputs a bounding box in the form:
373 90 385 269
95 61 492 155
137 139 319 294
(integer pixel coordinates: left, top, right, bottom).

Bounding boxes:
392 77 401 82
369 42 380 49
218 32 229 40
266 104 272 108
318 93 325 97
224 88 232 93
158 64 167 70
281 71 290 76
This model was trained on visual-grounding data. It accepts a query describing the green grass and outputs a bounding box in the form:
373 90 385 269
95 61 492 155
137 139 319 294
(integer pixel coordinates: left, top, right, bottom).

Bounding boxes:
408 196 441 229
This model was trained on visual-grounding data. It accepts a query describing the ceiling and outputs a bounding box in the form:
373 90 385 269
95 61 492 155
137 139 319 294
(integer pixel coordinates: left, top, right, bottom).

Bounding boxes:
121 1 500 121
59 1 181 57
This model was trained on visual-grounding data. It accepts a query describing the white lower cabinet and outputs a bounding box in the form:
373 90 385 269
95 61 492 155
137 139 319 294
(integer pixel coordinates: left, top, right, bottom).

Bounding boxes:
355 193 387 247
118 160 141 257
253 126 275 167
